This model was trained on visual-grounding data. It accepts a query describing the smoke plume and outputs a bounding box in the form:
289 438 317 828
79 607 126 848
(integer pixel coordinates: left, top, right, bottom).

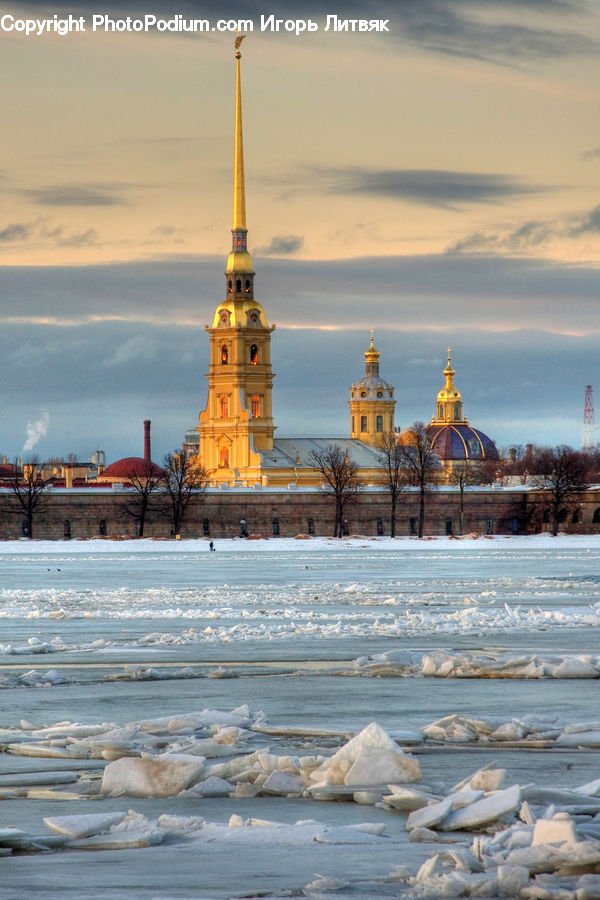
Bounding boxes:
23 411 50 454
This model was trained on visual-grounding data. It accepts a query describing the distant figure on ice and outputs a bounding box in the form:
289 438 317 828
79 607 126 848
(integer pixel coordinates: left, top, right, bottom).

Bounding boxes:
209 541 215 551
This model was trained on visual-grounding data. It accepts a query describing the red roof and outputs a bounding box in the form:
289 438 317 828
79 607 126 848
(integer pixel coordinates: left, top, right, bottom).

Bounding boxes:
102 457 164 479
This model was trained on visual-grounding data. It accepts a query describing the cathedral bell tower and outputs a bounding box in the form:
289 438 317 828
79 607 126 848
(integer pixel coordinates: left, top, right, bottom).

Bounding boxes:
349 331 395 446
197 36 276 482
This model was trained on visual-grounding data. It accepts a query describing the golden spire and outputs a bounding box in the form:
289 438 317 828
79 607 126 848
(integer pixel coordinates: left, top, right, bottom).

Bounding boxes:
232 34 246 231
443 347 455 390
226 34 254 277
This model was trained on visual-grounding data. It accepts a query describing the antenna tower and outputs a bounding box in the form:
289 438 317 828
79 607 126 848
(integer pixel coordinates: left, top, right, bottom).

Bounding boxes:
583 385 597 451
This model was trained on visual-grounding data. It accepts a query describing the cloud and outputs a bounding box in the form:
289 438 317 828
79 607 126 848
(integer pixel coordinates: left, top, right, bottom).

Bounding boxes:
0 223 32 242
581 147 600 160
307 167 542 209
450 204 600 252
24 184 128 207
23 410 49 454
103 334 158 368
568 203 600 235
257 234 304 256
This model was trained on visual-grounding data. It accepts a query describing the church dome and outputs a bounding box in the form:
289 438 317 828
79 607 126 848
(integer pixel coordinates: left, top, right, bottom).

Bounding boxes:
350 332 394 401
426 423 499 461
101 457 164 479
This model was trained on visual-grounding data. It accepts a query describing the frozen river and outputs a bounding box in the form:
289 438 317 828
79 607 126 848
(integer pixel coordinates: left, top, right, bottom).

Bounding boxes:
1 535 599 898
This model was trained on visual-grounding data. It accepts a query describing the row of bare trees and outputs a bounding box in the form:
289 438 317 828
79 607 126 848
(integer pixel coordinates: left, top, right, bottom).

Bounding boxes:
310 425 599 538
0 450 207 539
1 437 597 539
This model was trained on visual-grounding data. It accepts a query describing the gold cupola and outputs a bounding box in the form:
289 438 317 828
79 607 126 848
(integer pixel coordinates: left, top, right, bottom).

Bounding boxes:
349 330 395 446
433 348 465 424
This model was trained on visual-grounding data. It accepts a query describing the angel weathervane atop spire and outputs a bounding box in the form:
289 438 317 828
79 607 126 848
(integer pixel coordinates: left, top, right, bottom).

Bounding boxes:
234 32 245 57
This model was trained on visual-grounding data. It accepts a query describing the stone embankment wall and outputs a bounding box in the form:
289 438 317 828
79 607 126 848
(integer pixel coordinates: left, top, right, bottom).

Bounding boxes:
0 487 599 540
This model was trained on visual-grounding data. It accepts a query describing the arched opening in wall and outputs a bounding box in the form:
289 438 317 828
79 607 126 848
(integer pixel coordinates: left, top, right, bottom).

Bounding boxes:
543 509 551 524
134 519 142 538
99 519 107 536
409 517 417 535
445 518 452 535
202 518 210 536
250 344 258 365
251 395 260 418
438 404 444 419
21 520 29 537
486 517 493 535
572 508 582 524
63 520 71 540
236 279 242 292
245 278 251 293
307 518 315 535
272 518 280 535
376 415 383 432
221 345 228 364
376 518 383 536
454 403 460 419
220 396 229 418
593 508 600 524
558 509 567 523
360 415 367 432
219 446 229 468
228 279 233 292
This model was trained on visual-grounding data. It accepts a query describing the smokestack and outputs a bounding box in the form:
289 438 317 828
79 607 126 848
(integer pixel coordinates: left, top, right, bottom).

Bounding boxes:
144 420 151 462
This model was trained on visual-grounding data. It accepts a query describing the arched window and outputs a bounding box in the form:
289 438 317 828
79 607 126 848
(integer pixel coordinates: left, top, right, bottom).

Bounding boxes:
454 403 460 419
63 519 71 539
594 508 600 524
99 519 107 536
307 518 315 535
376 415 383 432
219 446 229 468
236 279 242 292
543 509 550 524
272 518 280 535
376 518 383 536
438 404 444 419
221 344 228 364
351 416 355 433
228 279 233 292
360 415 367 432
202 518 210 536
245 278 251 293
251 395 260 418
220 396 229 418
445 518 452 535
250 344 258 365
572 508 582 524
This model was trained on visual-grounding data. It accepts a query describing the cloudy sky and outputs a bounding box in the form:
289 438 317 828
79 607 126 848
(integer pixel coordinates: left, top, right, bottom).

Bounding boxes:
1 0 599 462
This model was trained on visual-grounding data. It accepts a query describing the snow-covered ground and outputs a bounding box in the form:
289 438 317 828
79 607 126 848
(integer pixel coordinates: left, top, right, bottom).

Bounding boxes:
1 537 599 898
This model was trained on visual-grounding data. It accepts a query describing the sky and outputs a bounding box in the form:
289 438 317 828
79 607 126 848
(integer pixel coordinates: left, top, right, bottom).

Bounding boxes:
0 0 599 462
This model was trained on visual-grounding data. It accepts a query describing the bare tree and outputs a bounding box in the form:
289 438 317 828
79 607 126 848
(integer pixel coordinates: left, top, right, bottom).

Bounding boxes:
161 451 207 536
529 445 591 536
310 444 359 538
119 467 163 538
378 432 407 538
447 465 478 535
396 422 439 538
3 457 47 539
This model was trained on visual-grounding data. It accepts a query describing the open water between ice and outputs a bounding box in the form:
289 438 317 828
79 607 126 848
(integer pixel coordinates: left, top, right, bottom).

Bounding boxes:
0 536 599 898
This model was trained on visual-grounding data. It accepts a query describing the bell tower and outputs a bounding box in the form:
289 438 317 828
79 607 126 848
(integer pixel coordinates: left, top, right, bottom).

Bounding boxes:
197 36 275 483
349 331 395 446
